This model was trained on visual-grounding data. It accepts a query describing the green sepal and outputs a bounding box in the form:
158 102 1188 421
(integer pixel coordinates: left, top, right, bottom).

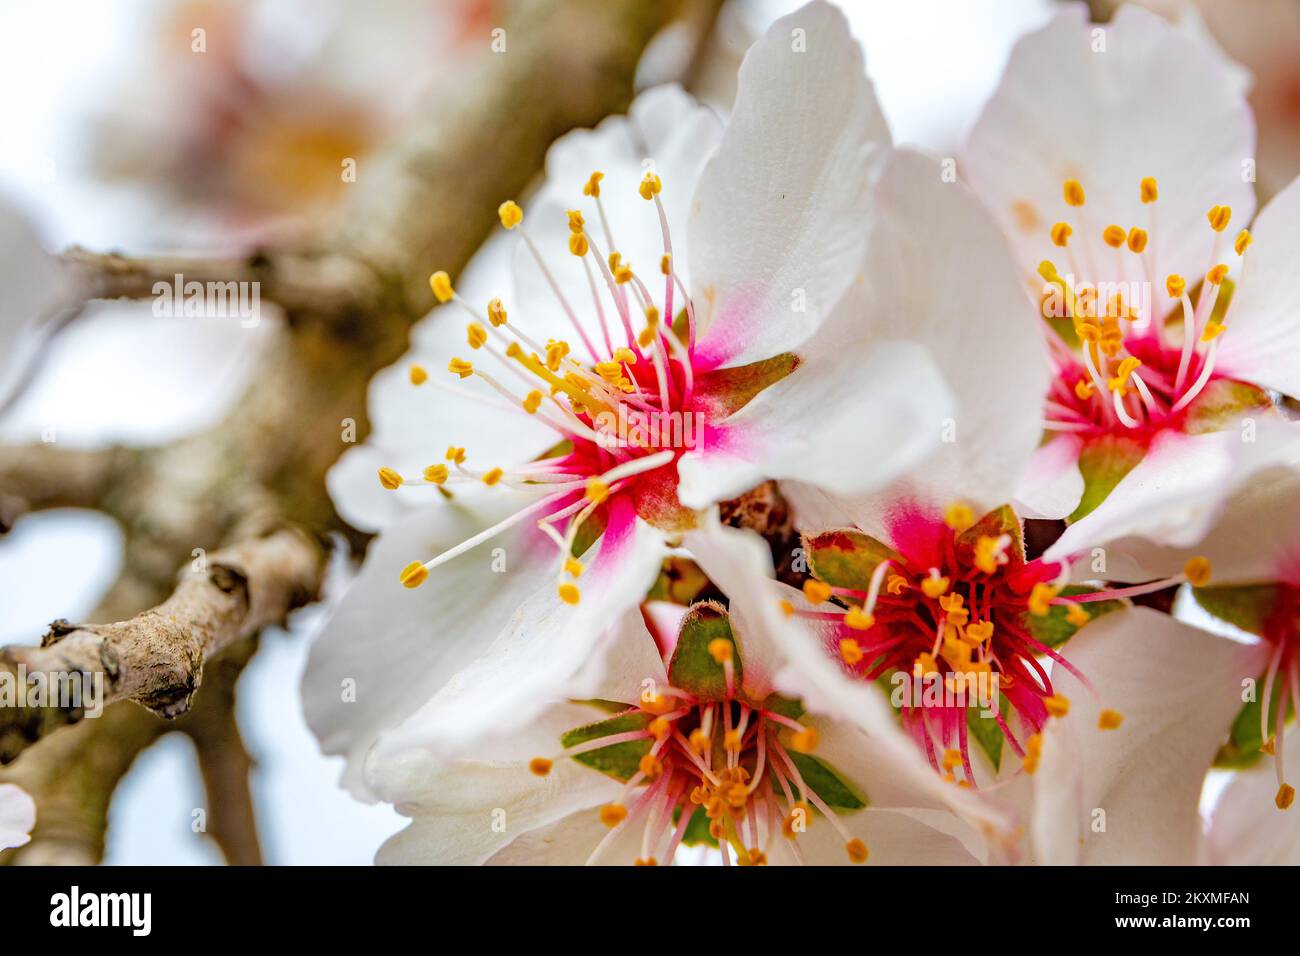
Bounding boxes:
693 352 799 420
780 751 866 810
1215 675 1295 769
559 711 653 782
760 692 805 722
668 602 741 701
1020 585 1125 649
1183 378 1273 436
966 694 1011 772
1193 584 1281 638
1068 434 1146 523
954 504 1025 568
803 529 900 591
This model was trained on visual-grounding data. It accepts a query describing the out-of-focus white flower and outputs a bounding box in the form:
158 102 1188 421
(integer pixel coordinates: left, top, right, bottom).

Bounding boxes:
0 197 65 405
964 4 1300 542
0 783 36 851
306 0 945 796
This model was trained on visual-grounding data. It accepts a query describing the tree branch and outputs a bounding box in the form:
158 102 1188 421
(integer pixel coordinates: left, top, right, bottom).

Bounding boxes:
0 527 324 763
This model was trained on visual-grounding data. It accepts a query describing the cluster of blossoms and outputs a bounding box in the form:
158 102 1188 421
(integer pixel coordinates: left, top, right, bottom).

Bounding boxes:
306 2 1300 865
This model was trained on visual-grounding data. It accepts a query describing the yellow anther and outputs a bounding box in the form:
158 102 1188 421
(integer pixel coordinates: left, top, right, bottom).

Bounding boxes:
1126 228 1148 254
557 582 581 605
522 390 543 414
594 360 624 384
568 232 589 257
582 171 603 197
689 729 710 754
639 172 662 200
1263 738 1277 755
638 753 664 780
1024 733 1043 774
637 326 656 348
429 270 454 303
612 347 637 365
1102 224 1126 248
497 200 523 230
660 253 672 275
920 575 950 599
845 838 869 864
599 803 627 827
746 848 767 866
723 729 742 753
634 856 658 867
939 592 969 626
1207 263 1229 286
486 298 507 327
944 502 975 532
644 306 660 329
839 638 864 665
803 579 832 605
377 467 403 490
1050 222 1072 247
1166 274 1186 299
1234 229 1252 256
1183 556 1212 587
409 364 428 385
965 620 994 645
615 263 634 285
1075 378 1096 401
1044 695 1070 718
585 478 609 504
1063 179 1086 207
481 467 504 486
466 323 487 349
529 757 552 777
566 209 585 233
544 339 570 372
1201 321 1225 343
1277 784 1295 810
790 726 819 754
1028 582 1059 616
422 464 449 485
642 694 674 716
886 574 909 596
844 606 875 631
1207 204 1232 232
708 638 734 665
1065 602 1090 627
942 749 962 771
399 561 428 589
557 559 582 582
1098 709 1124 731
608 251 622 272
448 357 474 379
648 717 671 741
445 446 466 464
1140 177 1158 204
1037 260 1060 282
974 535 1005 575
913 651 939 678
779 599 795 617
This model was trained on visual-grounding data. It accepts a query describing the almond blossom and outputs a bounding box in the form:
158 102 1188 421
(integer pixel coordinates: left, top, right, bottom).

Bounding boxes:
306 1 958 791
963 3 1300 529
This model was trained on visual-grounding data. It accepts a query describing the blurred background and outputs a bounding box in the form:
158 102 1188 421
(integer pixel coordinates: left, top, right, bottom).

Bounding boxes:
1 0 1295 865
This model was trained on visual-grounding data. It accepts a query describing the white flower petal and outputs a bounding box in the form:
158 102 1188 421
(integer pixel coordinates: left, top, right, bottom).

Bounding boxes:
370 701 622 865
676 339 954 512
964 3 1256 292
771 805 979 867
688 0 891 368
370 503 669 761
0 783 36 851
803 148 1049 533
0 199 64 399
1015 434 1086 521
302 485 556 798
1215 174 1300 398
1027 607 1268 865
